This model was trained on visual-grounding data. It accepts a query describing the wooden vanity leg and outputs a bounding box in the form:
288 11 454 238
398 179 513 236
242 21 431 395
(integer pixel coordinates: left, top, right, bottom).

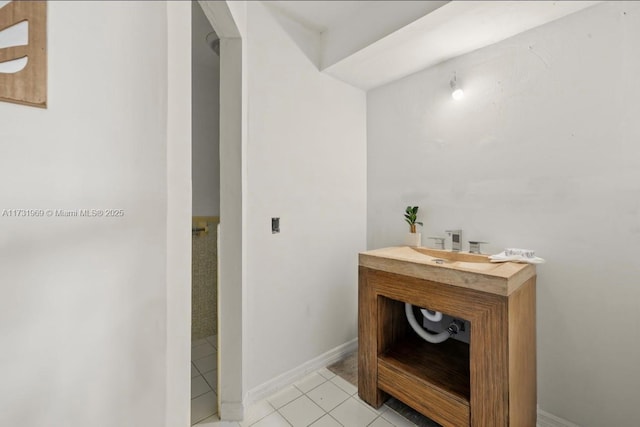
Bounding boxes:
507 279 537 426
359 266 384 406
470 300 509 426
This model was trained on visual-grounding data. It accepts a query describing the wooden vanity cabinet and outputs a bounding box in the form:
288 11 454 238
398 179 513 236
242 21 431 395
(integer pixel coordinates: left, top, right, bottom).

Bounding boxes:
358 263 536 427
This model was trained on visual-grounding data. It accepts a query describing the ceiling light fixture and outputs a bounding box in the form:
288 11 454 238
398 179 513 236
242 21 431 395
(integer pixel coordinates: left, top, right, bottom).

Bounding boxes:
450 72 464 101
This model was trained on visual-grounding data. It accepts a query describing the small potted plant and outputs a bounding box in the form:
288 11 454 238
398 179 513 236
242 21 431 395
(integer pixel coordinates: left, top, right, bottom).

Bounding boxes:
404 206 423 247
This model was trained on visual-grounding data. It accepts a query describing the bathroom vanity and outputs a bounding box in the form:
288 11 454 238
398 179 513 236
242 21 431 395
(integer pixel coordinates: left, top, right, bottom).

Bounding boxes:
358 246 536 427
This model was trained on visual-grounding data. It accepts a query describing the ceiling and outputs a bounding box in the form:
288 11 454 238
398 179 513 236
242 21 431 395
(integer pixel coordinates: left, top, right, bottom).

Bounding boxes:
267 1 377 33
192 2 219 69
265 0 602 89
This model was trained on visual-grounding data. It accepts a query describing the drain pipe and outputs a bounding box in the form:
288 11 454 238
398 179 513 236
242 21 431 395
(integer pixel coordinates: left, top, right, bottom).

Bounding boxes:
405 303 461 344
420 308 443 322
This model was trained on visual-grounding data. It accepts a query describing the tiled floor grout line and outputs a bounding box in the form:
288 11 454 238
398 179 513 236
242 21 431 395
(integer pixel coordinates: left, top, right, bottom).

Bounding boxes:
192 375 212 399
202 373 217 391
327 413 345 427
207 364 423 427
191 336 218 426
194 413 212 425
281 374 370 427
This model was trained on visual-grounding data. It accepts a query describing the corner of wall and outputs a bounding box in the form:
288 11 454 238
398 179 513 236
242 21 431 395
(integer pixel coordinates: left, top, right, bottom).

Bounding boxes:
165 1 193 426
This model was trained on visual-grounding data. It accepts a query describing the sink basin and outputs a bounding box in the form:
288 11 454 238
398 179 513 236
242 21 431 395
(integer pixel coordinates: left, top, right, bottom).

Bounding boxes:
451 261 501 272
410 247 486 261
409 248 500 270
407 248 502 272
359 246 535 296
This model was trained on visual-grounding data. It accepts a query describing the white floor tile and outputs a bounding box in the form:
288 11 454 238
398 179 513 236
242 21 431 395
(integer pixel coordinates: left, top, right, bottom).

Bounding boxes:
309 414 342 427
316 368 336 380
203 370 217 392
192 363 201 378
251 411 291 427
293 372 327 393
196 419 239 427
279 395 325 427
257 369 424 427
194 354 217 374
239 400 275 427
191 391 218 425
369 416 394 427
329 397 377 427
192 375 213 399
354 395 383 412
193 342 216 361
266 385 302 409
380 408 417 427
193 338 209 348
206 335 218 348
194 414 220 425
330 375 358 396
306 380 350 412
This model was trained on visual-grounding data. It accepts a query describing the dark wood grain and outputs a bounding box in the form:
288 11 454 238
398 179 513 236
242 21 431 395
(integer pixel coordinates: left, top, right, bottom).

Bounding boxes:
358 266 380 405
379 359 470 427
358 264 537 427
377 294 410 355
380 330 470 402
508 277 537 426
469 298 508 426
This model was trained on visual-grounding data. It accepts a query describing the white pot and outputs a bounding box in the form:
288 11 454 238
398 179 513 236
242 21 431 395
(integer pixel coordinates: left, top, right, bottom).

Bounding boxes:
405 232 422 247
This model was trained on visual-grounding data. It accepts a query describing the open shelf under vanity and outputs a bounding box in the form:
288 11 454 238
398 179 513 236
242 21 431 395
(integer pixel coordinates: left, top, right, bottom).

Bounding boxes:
358 248 537 427
379 331 470 426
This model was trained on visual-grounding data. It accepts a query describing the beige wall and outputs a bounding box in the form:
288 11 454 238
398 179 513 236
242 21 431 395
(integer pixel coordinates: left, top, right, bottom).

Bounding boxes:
192 221 218 340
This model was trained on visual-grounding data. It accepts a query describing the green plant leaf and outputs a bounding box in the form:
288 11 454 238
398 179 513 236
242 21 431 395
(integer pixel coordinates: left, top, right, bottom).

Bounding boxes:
404 206 422 225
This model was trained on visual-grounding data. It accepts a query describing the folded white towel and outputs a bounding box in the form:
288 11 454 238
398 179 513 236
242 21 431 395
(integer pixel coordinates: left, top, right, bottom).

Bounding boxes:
490 248 545 264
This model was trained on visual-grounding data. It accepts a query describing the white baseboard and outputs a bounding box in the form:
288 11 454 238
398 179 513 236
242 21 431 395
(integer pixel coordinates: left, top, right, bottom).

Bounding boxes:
245 342 581 427
538 407 581 427
245 338 358 406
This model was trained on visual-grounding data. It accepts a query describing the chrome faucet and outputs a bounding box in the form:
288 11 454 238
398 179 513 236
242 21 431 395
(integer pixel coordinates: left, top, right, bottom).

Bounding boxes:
445 229 462 252
428 237 445 250
468 241 488 254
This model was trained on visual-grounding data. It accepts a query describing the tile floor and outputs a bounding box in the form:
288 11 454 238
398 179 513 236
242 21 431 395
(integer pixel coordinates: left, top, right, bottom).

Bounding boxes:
191 335 219 426
195 367 422 427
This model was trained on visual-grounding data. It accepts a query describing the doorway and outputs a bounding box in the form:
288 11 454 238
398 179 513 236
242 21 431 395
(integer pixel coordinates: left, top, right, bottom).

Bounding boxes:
190 2 221 424
168 0 245 424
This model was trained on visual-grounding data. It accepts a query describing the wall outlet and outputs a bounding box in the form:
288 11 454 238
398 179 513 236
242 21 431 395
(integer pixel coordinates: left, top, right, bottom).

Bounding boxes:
272 217 280 234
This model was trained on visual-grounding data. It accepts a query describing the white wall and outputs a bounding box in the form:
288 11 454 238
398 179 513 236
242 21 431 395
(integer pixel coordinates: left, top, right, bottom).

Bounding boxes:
0 2 171 426
367 2 640 426
244 2 367 391
166 1 192 426
199 0 247 419
192 2 220 217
